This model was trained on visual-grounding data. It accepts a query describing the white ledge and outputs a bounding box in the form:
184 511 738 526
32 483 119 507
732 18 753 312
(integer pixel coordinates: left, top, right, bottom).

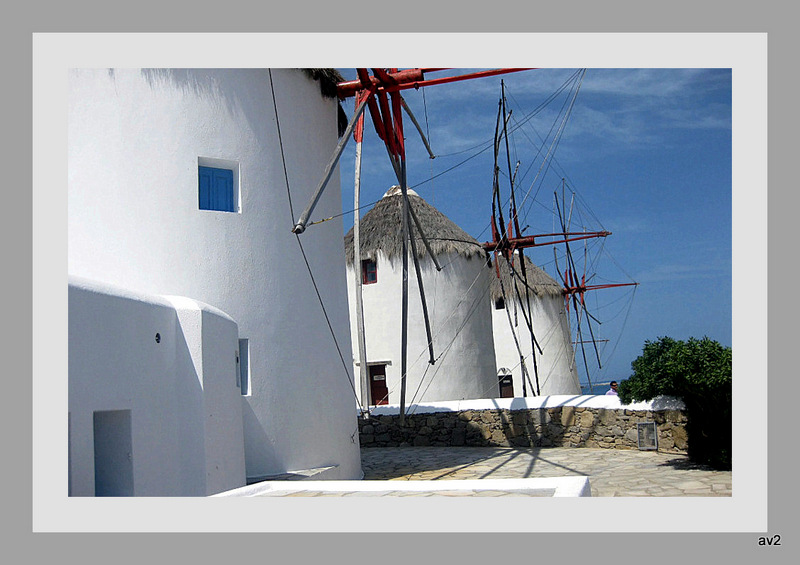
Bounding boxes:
361 395 685 416
212 476 591 497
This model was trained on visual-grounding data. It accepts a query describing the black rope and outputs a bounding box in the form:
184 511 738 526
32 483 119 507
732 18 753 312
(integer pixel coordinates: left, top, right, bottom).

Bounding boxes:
516 70 586 230
601 284 638 368
406 270 495 411
294 233 364 416
409 142 494 190
268 69 365 417
268 70 296 223
307 72 584 233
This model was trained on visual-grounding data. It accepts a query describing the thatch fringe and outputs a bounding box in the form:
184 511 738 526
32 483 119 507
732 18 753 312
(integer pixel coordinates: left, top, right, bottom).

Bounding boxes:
299 68 348 136
344 190 486 265
488 253 564 300
300 68 344 98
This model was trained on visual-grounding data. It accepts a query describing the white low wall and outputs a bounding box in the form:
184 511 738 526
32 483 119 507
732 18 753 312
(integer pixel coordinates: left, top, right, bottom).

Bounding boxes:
213 476 591 497
362 394 686 416
358 394 688 452
68 276 246 496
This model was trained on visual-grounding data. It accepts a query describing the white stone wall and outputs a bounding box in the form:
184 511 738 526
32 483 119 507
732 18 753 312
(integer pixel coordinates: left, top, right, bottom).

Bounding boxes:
68 68 361 481
68 277 246 496
347 249 499 405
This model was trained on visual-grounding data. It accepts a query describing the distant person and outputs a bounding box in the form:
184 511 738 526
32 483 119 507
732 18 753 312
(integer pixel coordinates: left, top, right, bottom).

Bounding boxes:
605 381 618 395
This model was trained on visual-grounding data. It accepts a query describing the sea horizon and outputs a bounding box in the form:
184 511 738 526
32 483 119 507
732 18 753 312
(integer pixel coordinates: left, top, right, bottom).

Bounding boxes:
580 382 614 395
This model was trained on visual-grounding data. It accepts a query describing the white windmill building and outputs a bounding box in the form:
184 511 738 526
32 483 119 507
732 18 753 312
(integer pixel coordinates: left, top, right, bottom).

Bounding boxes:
344 186 499 407
68 68 362 496
489 251 581 397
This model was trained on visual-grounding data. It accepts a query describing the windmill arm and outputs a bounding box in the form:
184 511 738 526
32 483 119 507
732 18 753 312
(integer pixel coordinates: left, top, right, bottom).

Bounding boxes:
292 87 374 234
400 96 435 159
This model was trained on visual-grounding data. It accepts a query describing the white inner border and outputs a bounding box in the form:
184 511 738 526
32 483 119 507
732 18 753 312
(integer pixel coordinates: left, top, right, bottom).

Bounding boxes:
33 32 766 533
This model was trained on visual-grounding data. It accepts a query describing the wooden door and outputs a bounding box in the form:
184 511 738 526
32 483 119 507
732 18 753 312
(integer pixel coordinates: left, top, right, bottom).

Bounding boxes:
369 364 389 405
498 373 514 398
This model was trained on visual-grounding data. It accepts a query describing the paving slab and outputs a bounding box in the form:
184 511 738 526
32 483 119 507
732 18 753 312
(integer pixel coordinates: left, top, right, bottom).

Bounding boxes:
218 446 731 497
360 446 732 497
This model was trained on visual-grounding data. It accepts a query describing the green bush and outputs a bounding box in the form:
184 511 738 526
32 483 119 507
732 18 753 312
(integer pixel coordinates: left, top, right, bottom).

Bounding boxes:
618 336 731 470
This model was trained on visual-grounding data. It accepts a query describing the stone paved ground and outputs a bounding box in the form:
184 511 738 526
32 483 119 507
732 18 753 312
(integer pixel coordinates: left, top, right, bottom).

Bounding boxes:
359 446 732 497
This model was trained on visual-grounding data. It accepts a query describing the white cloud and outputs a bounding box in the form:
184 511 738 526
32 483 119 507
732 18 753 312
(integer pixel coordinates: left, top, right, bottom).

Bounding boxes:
634 259 730 284
394 68 731 159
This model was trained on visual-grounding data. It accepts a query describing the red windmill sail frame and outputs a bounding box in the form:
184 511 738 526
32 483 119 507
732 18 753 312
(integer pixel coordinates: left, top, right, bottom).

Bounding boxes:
323 68 637 402
296 68 637 405
326 68 534 419
292 68 534 236
480 81 639 396
339 68 534 169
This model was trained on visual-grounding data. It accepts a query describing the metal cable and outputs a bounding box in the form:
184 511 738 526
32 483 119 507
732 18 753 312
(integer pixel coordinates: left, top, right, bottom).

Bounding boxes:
268 69 365 417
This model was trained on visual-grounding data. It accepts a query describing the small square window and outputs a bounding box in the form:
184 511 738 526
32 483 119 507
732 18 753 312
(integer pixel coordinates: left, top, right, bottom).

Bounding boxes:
362 259 377 285
198 165 235 212
494 297 505 310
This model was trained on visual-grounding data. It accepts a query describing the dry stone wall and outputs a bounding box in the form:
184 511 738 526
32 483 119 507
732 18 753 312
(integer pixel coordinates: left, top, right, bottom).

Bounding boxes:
358 406 688 453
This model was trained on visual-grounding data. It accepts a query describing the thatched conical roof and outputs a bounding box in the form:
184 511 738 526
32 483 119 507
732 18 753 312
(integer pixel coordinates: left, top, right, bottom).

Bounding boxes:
344 187 485 265
489 252 564 300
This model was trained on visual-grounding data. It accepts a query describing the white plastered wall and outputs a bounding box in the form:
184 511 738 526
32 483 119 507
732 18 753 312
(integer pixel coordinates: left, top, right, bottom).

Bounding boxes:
68 68 361 481
347 249 499 405
491 291 581 396
68 277 246 496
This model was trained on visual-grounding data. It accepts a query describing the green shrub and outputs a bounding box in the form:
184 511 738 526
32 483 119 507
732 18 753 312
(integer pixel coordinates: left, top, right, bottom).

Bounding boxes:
618 336 731 470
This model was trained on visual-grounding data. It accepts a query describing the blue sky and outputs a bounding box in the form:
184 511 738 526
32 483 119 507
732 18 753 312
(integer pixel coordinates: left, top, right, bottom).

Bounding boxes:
333 68 732 386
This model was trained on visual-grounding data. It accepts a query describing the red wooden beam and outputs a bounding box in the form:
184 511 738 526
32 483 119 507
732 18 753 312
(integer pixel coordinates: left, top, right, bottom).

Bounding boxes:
357 68 387 143
483 231 611 253
337 68 534 98
338 68 426 98
414 68 535 90
353 89 369 144
564 282 639 294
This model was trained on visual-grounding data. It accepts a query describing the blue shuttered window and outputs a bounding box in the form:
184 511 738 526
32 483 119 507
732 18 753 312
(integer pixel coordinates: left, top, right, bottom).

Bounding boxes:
198 166 235 212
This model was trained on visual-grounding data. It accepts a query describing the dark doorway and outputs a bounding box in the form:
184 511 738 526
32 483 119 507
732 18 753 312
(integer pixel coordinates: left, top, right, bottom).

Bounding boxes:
369 364 389 405
498 372 514 398
93 409 134 496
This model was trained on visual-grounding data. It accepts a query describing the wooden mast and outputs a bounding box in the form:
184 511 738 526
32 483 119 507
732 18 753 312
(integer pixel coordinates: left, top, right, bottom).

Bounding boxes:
352 89 371 415
293 69 536 414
